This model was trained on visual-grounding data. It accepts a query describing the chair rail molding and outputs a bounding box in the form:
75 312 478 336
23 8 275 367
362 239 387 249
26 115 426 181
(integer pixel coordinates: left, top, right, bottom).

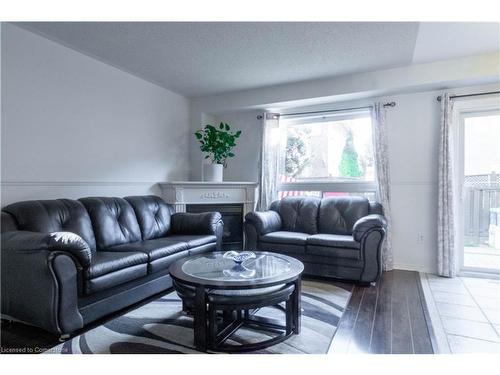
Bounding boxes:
0 180 157 186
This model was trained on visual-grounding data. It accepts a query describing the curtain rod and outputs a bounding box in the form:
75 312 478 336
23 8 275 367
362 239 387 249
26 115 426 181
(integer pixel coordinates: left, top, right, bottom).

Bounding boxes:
436 90 500 102
256 101 396 120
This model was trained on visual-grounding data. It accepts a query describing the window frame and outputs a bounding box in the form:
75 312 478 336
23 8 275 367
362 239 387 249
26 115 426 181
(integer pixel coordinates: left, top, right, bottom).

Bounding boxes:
277 109 378 198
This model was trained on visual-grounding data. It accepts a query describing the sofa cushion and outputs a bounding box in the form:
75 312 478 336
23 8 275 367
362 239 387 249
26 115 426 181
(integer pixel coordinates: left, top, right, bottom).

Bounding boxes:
106 237 190 261
273 197 320 234
167 234 217 248
260 231 310 245
86 251 148 279
148 250 190 273
318 196 370 235
2 199 97 252
307 234 360 250
258 241 305 255
85 264 148 294
79 197 142 249
124 195 173 240
84 251 148 294
306 245 360 260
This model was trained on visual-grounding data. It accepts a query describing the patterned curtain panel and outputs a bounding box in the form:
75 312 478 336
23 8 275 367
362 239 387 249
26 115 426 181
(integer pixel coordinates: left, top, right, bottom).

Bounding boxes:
371 103 393 271
258 113 281 211
437 93 458 277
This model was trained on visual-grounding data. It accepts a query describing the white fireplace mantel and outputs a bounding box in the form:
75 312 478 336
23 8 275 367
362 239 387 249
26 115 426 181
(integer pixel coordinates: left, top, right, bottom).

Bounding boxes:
158 181 259 215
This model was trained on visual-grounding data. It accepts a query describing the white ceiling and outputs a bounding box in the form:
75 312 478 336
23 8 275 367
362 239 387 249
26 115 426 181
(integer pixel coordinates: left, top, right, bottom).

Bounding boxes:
412 22 500 64
16 22 500 98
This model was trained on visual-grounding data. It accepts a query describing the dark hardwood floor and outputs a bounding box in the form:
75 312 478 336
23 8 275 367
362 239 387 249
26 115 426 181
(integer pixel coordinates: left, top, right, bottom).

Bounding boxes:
1 270 435 354
330 270 435 354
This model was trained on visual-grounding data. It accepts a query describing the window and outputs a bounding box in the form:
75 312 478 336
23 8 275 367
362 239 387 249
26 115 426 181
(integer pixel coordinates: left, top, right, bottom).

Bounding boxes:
278 109 377 199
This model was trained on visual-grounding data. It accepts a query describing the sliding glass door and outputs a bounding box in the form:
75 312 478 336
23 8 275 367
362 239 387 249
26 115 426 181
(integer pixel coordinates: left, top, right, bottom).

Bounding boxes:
459 106 500 273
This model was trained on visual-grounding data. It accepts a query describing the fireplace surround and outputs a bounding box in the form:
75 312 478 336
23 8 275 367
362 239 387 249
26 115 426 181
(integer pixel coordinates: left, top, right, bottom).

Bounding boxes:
158 181 258 249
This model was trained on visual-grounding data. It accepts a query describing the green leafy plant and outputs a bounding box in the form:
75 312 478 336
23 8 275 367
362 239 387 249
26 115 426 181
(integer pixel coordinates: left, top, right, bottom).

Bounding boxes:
195 123 242 167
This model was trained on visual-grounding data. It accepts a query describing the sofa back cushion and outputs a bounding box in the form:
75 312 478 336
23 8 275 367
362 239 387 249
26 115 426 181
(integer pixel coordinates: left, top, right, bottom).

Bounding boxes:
79 197 141 249
124 195 173 240
2 199 97 251
273 196 320 234
318 196 370 235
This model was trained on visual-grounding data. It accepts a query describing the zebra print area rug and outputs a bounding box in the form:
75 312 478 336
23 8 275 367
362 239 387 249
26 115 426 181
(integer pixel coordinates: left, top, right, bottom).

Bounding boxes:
48 279 352 354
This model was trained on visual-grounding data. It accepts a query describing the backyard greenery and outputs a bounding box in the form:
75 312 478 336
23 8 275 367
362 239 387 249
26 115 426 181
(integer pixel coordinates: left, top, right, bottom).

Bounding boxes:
339 128 363 178
285 128 310 178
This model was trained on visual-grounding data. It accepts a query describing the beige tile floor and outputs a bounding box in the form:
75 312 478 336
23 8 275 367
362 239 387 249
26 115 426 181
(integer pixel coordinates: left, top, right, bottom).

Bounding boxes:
421 273 500 354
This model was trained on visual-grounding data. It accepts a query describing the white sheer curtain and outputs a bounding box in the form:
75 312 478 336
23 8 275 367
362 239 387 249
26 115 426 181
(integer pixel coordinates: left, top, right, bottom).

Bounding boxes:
258 113 281 211
437 93 458 277
371 103 393 271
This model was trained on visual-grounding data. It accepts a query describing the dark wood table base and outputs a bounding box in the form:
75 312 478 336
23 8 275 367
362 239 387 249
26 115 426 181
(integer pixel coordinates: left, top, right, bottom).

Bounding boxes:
208 306 294 352
191 278 301 352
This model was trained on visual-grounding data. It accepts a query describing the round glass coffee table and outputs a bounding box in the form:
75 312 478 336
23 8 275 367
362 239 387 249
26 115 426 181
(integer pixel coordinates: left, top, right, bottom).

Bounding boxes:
169 251 304 352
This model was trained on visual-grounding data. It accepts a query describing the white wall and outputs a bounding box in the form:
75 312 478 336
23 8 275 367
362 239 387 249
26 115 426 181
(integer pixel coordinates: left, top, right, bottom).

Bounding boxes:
1 24 191 205
200 111 262 182
386 90 441 273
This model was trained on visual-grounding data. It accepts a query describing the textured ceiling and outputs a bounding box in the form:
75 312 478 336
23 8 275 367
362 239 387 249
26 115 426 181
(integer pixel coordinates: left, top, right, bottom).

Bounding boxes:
15 22 500 97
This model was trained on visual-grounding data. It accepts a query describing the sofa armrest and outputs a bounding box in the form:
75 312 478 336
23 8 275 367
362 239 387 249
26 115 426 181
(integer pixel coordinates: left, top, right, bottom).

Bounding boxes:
1 230 92 267
353 214 387 242
171 212 223 236
1 231 84 335
244 211 282 235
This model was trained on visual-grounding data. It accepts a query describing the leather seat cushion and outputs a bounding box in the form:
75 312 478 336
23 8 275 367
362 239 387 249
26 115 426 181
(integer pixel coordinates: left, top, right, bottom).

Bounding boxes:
307 244 360 260
86 251 148 279
149 250 190 274
85 264 148 295
166 234 217 248
260 231 310 245
106 235 215 261
307 234 360 249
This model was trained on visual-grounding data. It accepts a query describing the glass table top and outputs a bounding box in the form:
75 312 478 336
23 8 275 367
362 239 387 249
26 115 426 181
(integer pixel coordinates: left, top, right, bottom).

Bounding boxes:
181 251 294 283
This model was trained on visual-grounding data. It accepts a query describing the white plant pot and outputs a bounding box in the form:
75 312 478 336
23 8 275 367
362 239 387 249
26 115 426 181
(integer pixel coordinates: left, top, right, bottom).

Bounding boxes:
203 163 223 182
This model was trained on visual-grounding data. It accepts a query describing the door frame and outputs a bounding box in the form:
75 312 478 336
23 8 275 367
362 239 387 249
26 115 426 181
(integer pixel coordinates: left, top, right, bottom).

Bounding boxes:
454 96 500 275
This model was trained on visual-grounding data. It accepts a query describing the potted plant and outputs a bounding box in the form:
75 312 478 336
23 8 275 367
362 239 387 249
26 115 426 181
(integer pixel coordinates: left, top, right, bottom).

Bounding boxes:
195 123 242 182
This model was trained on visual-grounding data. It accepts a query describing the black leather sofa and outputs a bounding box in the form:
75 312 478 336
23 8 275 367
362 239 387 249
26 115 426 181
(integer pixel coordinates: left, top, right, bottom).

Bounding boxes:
0 195 223 337
244 196 387 284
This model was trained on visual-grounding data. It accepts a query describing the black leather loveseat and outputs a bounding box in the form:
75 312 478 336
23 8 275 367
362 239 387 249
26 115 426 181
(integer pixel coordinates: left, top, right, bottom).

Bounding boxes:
1 195 223 337
244 196 387 284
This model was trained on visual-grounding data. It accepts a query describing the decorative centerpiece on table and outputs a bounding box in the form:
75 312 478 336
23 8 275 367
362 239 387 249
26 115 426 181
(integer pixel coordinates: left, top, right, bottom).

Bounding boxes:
222 251 256 278
223 250 256 264
194 123 241 182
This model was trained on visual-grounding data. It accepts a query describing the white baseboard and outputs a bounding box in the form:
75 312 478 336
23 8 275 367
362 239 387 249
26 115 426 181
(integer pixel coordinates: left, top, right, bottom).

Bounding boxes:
393 263 436 274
